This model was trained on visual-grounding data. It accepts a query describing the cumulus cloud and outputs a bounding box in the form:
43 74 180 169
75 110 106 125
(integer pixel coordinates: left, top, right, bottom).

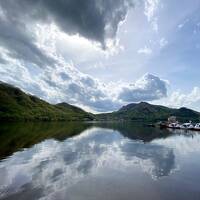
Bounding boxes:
166 87 200 109
118 74 167 102
153 87 200 112
0 58 120 112
0 58 168 112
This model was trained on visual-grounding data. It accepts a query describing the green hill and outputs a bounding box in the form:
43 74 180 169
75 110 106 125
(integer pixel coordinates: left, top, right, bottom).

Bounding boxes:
0 82 94 121
1 82 200 122
97 102 200 122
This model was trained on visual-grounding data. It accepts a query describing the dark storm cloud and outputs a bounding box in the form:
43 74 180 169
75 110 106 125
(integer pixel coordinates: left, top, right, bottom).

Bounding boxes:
0 0 133 48
0 18 55 67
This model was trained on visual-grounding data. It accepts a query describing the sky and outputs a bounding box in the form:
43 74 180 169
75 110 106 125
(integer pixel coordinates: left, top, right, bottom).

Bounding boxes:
0 0 200 113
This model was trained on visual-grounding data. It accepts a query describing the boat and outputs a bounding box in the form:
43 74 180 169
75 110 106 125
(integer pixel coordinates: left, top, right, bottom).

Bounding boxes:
168 123 180 129
194 123 200 131
180 123 194 130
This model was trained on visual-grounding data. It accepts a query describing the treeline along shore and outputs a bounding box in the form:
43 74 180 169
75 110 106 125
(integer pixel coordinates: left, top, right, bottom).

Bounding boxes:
1 82 200 122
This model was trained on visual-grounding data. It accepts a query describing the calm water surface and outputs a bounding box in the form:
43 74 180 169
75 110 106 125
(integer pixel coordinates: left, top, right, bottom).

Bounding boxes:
0 122 200 200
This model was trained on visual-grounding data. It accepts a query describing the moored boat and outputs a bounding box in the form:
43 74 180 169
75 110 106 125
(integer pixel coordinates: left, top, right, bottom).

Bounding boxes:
168 123 180 129
194 123 200 131
180 123 194 130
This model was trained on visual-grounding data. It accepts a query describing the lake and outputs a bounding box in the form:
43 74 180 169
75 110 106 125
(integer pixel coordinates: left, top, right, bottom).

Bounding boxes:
0 122 200 200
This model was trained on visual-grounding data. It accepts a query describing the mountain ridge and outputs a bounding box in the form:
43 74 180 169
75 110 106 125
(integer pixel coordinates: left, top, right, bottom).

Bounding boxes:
97 101 200 122
0 82 94 121
0 82 200 122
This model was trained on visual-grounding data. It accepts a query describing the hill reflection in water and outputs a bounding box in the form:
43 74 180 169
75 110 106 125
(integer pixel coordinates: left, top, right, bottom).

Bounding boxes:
0 122 200 200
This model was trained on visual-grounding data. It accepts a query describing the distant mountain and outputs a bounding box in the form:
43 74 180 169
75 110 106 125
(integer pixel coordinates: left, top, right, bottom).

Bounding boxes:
0 82 94 121
1 82 200 122
97 102 200 122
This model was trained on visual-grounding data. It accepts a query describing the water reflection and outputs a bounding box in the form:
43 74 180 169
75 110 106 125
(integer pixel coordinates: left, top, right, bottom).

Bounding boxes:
120 141 175 178
0 122 91 159
0 123 200 200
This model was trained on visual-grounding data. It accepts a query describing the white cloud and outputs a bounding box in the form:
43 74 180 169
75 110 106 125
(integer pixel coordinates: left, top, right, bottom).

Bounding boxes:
144 0 159 32
118 73 167 102
159 37 168 48
0 3 168 113
137 46 152 55
0 127 177 199
178 19 189 29
153 87 200 112
35 23 123 63
167 87 200 109
0 56 168 112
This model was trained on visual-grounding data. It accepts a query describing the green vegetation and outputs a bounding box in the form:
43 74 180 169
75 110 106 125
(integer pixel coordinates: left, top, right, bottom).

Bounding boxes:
0 121 174 159
94 122 173 142
0 122 91 159
1 82 200 122
96 102 200 122
0 82 94 121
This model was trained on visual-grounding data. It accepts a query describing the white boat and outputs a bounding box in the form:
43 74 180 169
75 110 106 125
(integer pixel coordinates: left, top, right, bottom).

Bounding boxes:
168 123 180 129
194 123 200 131
180 123 194 130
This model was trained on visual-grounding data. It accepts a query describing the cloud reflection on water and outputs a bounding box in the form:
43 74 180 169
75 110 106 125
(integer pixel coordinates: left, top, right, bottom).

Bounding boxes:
0 126 179 200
